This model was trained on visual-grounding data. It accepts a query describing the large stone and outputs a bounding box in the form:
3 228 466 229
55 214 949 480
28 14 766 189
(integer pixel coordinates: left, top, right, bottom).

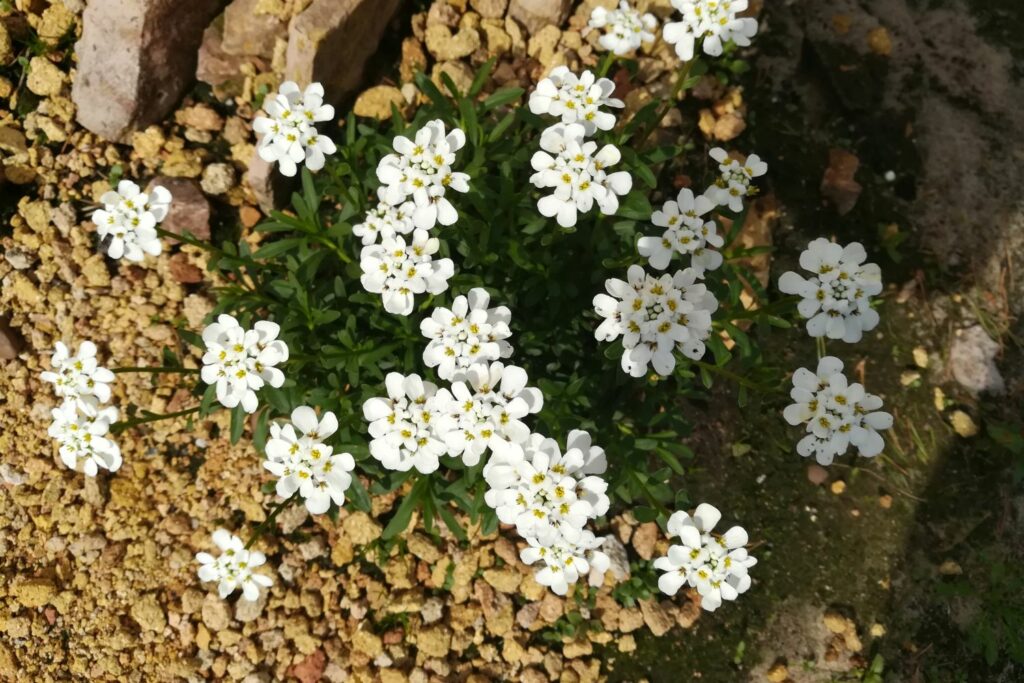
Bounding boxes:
148 177 211 241
73 0 224 141
246 153 294 214
222 0 286 58
507 0 572 35
285 0 402 110
949 325 1005 395
196 15 249 89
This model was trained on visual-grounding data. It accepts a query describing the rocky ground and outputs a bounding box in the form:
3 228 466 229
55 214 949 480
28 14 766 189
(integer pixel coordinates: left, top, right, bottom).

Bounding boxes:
1 0 1022 682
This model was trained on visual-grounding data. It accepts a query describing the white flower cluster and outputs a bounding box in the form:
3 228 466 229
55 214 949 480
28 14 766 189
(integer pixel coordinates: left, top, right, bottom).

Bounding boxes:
359 120 469 314
41 341 121 476
589 1 658 56
638 188 724 276
528 66 632 229
783 356 893 465
484 431 611 595
707 146 768 212
530 123 633 228
664 0 759 62
254 81 336 177
778 239 882 343
420 287 513 381
196 529 274 601
654 503 757 612
92 180 171 262
264 407 355 514
200 315 289 414
594 265 718 377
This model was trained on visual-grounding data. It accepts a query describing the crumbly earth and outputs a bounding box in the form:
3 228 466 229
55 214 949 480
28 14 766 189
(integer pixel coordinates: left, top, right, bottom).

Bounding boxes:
3 0 1022 682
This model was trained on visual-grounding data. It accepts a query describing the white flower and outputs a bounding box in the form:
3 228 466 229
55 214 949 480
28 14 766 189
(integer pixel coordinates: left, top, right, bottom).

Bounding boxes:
352 189 416 246
637 188 724 275
359 229 455 316
48 402 121 476
663 0 759 62
363 373 455 474
589 1 658 56
530 123 632 228
264 406 354 515
593 265 718 377
200 315 289 413
783 356 893 465
376 119 470 230
520 530 611 596
441 362 544 465
706 147 768 212
253 81 337 177
40 341 116 416
654 503 757 612
92 179 171 262
778 239 883 343
196 529 274 602
420 288 513 381
528 66 625 135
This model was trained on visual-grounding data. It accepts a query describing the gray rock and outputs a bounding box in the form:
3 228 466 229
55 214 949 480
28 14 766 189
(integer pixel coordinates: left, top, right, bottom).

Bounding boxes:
233 589 267 623
949 325 1005 394
507 0 571 35
73 0 223 141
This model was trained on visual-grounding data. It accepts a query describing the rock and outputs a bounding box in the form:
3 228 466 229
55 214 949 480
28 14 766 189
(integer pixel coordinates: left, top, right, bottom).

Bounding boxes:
400 37 428 83
12 578 57 608
820 148 862 215
246 153 294 213
73 0 223 141
0 318 23 360
148 177 211 241
285 0 402 110
201 592 231 631
415 625 452 658
201 163 236 195
421 597 444 624
483 568 522 594
508 0 572 35
176 104 224 132
639 599 675 636
353 85 406 120
288 649 326 683
766 661 789 682
425 24 481 61
426 1 461 29
233 588 267 622
867 26 892 56
222 0 287 58
131 593 167 632
598 535 630 584
196 16 248 89
949 325 1004 395
807 464 829 485
27 56 64 97
950 410 979 438
406 533 441 563
168 253 205 284
341 511 382 545
471 0 509 20
0 127 28 156
0 23 11 64
481 20 512 57
352 629 383 657
630 521 658 560
431 61 474 96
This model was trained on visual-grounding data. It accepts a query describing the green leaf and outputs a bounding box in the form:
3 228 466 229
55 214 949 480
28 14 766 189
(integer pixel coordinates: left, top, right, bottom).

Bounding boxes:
382 478 428 540
229 404 246 444
481 87 524 112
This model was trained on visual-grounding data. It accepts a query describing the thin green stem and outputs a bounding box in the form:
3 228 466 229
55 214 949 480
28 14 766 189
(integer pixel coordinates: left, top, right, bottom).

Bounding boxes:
246 494 297 549
112 366 199 374
816 336 827 359
110 406 201 433
315 235 352 264
694 360 769 391
597 50 616 78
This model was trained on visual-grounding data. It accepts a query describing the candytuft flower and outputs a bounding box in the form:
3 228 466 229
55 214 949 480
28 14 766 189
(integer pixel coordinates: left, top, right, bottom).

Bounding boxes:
663 0 759 62
530 123 632 228
362 373 454 474
200 315 289 413
48 402 121 476
593 265 718 377
264 406 355 514
778 239 882 343
654 503 757 612
40 341 116 416
92 180 171 262
637 188 723 275
420 288 513 381
528 66 624 135
253 81 336 177
196 529 274 601
359 229 455 316
352 189 416 246
589 1 658 56
706 147 768 212
783 356 893 465
376 119 470 230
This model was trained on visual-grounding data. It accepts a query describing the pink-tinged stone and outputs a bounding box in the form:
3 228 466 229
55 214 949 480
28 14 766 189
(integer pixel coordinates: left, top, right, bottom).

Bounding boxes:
196 15 250 89
73 0 225 141
147 177 211 241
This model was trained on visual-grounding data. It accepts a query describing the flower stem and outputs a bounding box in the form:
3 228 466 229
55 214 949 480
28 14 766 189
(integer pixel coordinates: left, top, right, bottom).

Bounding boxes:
112 366 200 374
816 336 827 360
637 58 697 147
110 406 201 433
694 360 768 391
246 494 297 549
597 51 616 78
315 235 352 264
